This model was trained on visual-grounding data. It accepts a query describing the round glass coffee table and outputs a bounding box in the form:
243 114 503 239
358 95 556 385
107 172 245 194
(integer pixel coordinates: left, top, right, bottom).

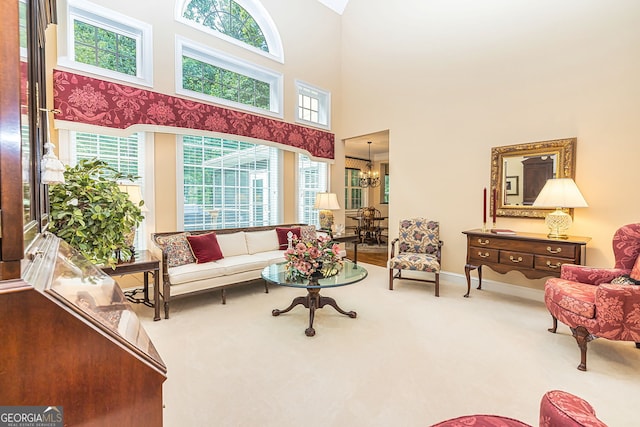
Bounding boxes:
261 260 368 336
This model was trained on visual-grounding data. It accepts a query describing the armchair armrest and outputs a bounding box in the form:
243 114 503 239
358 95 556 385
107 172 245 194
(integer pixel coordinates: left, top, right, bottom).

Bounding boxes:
560 264 629 285
389 238 399 258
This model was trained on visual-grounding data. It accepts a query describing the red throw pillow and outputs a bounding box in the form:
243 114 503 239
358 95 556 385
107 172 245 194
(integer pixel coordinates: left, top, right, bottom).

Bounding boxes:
187 232 224 263
276 227 301 250
630 255 640 281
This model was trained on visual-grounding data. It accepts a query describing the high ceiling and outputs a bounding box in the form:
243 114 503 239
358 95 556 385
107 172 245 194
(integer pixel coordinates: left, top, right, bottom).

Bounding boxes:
317 0 349 14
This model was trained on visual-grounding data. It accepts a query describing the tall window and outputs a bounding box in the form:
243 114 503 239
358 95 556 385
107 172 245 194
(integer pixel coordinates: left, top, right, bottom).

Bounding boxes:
345 168 363 210
295 80 331 130
297 154 328 227
71 131 146 247
59 0 153 86
177 38 283 117
176 0 284 62
182 56 270 111
181 135 280 230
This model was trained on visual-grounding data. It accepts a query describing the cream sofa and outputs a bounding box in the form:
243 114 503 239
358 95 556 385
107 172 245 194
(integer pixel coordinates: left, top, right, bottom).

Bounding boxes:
152 224 336 319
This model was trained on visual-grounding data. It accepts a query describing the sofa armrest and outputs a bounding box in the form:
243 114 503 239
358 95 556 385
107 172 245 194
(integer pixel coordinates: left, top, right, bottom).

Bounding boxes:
560 264 629 285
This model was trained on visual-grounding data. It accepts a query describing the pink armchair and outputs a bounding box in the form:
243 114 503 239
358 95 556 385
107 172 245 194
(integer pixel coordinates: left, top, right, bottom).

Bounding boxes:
430 390 607 426
544 223 640 371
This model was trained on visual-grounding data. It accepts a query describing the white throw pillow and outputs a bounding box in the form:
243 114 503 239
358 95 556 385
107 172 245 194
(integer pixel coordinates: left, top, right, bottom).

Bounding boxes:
245 230 279 254
216 232 249 257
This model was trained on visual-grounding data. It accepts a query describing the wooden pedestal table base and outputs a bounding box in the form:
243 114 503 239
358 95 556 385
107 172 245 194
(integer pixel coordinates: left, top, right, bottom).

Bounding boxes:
272 287 357 337
261 260 367 337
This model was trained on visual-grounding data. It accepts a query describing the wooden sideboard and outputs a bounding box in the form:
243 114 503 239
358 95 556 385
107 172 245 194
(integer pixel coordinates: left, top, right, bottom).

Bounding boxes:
462 229 591 297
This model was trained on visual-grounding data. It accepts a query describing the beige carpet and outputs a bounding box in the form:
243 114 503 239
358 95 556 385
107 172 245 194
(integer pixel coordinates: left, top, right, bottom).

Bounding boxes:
134 264 639 427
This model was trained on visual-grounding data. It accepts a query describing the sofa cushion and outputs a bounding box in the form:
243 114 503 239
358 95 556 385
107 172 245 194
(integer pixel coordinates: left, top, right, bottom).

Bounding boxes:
276 227 301 249
252 250 287 265
215 254 268 275
546 280 597 319
168 260 227 285
155 232 195 268
187 232 224 263
216 232 249 257
246 229 279 254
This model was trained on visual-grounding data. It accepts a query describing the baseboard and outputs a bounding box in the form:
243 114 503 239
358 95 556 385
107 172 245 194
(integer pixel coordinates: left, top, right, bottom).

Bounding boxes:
440 270 545 303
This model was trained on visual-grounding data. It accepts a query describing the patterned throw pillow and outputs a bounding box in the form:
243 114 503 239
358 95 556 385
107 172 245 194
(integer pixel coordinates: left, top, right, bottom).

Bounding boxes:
156 232 195 268
300 225 317 243
611 274 640 285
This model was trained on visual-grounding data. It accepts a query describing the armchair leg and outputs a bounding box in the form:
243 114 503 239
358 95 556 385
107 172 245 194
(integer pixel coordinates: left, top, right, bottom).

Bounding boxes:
435 273 440 297
636 342 640 349
571 326 594 371
389 268 394 290
548 316 558 333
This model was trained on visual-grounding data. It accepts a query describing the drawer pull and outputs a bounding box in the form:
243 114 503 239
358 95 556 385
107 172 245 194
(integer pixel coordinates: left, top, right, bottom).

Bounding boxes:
477 252 490 258
477 238 490 246
546 246 562 254
509 256 523 263
546 261 562 269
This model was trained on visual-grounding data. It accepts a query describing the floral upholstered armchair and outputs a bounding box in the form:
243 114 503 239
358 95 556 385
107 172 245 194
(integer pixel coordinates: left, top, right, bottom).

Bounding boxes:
544 223 640 371
430 390 607 427
388 218 442 296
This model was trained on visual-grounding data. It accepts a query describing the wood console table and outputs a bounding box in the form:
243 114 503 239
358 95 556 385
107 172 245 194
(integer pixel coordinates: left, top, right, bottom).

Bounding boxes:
462 229 591 297
101 250 161 321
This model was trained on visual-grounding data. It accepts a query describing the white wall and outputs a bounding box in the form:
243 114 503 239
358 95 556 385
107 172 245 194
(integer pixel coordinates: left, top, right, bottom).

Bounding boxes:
339 0 640 287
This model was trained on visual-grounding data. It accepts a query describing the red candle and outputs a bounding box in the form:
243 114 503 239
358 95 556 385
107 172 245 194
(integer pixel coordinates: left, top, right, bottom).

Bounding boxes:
483 187 487 224
492 188 497 223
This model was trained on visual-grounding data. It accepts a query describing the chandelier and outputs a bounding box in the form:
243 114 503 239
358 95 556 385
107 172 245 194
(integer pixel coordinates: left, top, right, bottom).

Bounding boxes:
359 141 380 188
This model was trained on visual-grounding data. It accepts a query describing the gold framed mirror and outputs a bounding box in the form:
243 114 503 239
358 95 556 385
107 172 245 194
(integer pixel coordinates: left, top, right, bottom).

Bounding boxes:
490 138 576 219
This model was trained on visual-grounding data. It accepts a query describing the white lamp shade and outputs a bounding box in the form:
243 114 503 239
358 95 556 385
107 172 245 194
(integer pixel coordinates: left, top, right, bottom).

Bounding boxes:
532 178 588 208
314 192 340 210
119 184 149 212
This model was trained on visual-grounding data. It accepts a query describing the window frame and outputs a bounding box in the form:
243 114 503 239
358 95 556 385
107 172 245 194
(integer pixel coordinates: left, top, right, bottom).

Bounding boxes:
67 130 150 250
177 134 283 231
176 36 283 118
57 0 153 87
295 80 331 130
174 0 284 64
297 153 329 227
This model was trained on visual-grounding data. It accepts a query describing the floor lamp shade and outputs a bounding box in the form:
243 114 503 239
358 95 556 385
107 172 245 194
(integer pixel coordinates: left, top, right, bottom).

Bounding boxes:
533 178 588 239
314 192 340 230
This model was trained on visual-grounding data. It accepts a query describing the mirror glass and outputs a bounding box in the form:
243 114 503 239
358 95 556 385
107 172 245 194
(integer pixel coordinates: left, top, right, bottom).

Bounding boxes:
490 138 576 219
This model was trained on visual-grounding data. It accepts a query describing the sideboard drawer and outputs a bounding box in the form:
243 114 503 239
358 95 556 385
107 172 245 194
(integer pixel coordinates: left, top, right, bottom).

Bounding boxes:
500 251 534 269
469 247 499 263
527 241 578 258
535 255 566 273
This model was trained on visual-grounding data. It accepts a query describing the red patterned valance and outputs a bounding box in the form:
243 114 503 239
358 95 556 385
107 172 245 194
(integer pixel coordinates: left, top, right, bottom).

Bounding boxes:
52 70 334 160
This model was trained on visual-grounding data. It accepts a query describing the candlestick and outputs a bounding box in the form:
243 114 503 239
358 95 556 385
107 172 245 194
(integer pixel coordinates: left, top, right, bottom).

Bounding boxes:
483 188 487 231
492 188 497 225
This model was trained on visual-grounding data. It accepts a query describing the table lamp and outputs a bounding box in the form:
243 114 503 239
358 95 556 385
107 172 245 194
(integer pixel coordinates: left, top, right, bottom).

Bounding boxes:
314 192 340 231
533 178 588 239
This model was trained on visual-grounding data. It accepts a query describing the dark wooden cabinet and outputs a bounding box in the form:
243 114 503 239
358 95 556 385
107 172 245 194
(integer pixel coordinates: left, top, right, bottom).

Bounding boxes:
0 2 167 425
522 156 554 205
462 229 590 296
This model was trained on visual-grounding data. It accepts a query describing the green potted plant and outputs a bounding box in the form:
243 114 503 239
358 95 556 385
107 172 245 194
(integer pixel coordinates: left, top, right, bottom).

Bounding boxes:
49 158 145 268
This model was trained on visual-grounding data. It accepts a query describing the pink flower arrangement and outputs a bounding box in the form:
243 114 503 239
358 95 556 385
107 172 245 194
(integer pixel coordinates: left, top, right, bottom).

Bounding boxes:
284 235 343 281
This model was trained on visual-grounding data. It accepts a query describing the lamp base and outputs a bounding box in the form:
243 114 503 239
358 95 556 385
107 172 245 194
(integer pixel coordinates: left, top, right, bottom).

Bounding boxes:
319 210 334 231
545 208 572 239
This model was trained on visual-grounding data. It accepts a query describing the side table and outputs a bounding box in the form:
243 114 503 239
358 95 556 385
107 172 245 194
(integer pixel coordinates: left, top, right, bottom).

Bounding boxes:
101 250 161 321
330 233 359 264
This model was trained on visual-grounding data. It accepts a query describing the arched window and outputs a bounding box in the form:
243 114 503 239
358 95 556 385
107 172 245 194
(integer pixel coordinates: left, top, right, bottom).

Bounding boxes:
176 0 284 62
